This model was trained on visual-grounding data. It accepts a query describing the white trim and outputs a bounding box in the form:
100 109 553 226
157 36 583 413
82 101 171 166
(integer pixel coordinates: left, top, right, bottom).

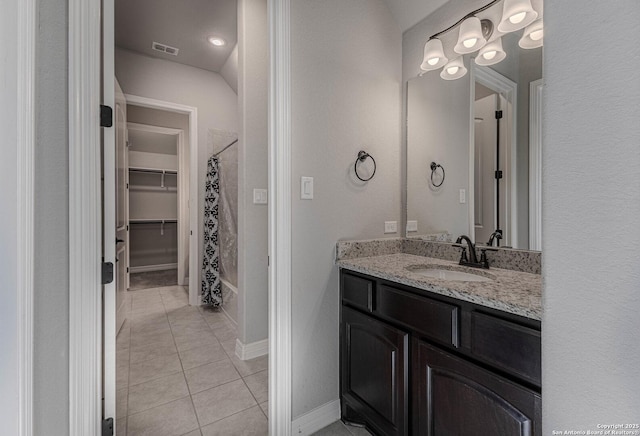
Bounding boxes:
69 0 102 434
17 0 35 433
235 338 269 361
269 0 292 434
471 65 518 247
129 263 178 273
291 400 341 436
529 79 544 251
124 94 200 305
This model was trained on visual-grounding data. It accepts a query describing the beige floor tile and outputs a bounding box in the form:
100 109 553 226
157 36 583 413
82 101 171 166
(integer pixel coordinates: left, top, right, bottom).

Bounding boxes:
116 417 127 436
200 405 268 436
220 338 237 356
129 340 178 364
243 370 268 404
230 354 268 378
117 388 128 419
184 358 241 394
259 401 268 418
209 323 236 342
117 363 129 391
345 423 374 435
171 324 212 339
128 372 190 415
127 397 198 436
180 430 202 436
311 421 353 436
129 353 182 386
131 318 171 334
130 329 174 349
178 341 227 370
169 317 209 329
174 331 219 352
192 379 257 427
117 346 130 368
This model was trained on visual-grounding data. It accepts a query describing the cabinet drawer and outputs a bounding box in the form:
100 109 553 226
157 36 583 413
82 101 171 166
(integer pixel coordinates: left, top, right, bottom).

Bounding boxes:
471 312 541 387
377 285 459 347
342 273 375 312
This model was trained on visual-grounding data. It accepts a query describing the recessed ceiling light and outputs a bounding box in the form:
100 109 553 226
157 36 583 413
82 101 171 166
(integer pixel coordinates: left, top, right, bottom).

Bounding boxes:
208 37 226 47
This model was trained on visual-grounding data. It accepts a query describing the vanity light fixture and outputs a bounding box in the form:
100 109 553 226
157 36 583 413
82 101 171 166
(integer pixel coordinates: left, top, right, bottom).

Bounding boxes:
420 38 448 71
519 18 544 49
440 57 467 80
208 36 226 46
454 17 487 54
418 0 542 80
476 37 506 66
497 0 538 32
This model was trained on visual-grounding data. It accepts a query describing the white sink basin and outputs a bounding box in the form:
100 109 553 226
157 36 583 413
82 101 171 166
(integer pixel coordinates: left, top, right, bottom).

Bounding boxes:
410 268 493 282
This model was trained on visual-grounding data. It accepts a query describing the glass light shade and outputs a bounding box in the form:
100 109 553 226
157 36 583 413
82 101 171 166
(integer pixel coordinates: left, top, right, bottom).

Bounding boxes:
475 38 507 66
454 17 487 54
440 57 467 80
498 0 538 32
420 38 448 71
519 19 544 49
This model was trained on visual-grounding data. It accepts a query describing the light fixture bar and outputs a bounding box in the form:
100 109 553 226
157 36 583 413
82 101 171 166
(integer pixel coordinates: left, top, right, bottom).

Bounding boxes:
427 0 502 41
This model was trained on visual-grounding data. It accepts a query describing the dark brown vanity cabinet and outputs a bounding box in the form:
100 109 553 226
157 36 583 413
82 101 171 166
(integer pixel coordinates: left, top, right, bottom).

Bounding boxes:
340 270 541 436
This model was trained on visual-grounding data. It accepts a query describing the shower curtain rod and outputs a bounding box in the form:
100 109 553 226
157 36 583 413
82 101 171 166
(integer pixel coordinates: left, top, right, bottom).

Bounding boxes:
213 138 238 157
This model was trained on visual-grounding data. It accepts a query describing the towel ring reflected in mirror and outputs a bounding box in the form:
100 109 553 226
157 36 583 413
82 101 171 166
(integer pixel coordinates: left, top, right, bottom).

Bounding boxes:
354 150 376 182
430 161 445 187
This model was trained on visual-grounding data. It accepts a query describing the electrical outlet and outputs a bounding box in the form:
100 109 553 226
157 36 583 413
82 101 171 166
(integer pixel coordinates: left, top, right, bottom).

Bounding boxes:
301 176 313 199
459 189 466 204
407 220 418 232
384 221 398 234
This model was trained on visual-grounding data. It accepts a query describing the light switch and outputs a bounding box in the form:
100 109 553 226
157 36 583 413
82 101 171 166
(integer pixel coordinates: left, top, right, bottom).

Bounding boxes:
407 220 418 232
384 221 398 234
301 176 313 200
253 188 268 204
459 189 466 204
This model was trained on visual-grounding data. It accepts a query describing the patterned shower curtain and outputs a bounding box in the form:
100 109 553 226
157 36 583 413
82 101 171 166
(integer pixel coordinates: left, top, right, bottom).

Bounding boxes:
201 156 223 306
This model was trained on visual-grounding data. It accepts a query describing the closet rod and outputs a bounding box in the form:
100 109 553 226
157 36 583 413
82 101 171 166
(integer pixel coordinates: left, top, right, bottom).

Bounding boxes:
129 219 177 224
129 167 178 175
212 138 238 157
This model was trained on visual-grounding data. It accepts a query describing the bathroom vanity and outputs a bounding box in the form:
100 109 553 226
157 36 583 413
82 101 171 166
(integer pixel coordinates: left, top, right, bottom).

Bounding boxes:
337 244 541 436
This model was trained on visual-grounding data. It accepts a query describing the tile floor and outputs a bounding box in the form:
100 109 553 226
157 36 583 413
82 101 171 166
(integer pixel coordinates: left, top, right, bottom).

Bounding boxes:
116 285 268 436
312 421 373 436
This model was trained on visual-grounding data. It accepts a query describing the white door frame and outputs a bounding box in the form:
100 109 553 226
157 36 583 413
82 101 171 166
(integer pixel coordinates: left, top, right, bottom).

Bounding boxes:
470 64 518 247
69 0 294 434
126 121 188 286
124 95 199 305
529 79 543 251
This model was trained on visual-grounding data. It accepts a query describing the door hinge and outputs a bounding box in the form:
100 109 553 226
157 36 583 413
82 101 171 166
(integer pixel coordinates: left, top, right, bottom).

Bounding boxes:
495 170 503 180
102 417 114 436
100 105 113 128
102 262 114 285
495 110 503 120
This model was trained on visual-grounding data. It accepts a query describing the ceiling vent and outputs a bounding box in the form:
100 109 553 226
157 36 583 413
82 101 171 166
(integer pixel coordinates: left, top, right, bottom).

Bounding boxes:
151 42 179 56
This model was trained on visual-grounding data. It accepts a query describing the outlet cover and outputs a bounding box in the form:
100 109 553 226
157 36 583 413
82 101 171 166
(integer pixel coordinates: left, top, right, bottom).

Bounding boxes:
253 188 268 204
301 176 313 200
384 221 398 234
459 189 466 204
407 220 418 232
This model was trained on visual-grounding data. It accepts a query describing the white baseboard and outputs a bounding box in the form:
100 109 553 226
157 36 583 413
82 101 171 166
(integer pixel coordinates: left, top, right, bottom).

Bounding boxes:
235 338 269 361
129 263 177 273
291 399 341 436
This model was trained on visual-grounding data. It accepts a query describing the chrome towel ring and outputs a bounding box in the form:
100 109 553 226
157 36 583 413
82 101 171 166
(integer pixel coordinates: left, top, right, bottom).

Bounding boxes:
354 151 376 182
430 161 445 187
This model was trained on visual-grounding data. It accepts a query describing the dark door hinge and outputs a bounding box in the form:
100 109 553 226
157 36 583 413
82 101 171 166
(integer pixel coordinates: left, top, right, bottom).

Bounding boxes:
102 262 114 285
495 170 503 180
495 110 503 120
100 105 113 128
102 417 114 436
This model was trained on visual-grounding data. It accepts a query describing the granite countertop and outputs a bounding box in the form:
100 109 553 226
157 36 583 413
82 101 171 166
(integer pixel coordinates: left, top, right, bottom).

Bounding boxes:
337 253 542 320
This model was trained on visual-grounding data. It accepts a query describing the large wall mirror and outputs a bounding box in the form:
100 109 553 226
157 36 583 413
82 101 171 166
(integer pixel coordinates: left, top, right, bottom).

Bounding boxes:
406 21 543 251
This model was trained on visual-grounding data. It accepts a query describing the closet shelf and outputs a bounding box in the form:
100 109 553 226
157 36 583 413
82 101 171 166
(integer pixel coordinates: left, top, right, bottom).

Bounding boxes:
129 166 178 175
130 218 178 224
129 185 177 192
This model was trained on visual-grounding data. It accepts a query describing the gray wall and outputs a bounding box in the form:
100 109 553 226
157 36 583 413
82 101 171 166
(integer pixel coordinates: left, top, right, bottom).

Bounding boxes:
0 1 20 433
237 0 269 345
116 48 238 294
542 0 640 430
221 44 239 95
290 0 402 418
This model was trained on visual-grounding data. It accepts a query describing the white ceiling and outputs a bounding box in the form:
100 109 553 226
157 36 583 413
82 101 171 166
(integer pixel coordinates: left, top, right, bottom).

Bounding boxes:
115 0 237 73
382 0 451 32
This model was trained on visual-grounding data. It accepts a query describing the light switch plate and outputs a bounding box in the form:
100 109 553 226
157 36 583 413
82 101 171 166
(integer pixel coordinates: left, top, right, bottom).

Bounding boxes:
384 221 398 234
301 176 313 200
253 188 268 204
459 189 466 204
406 220 418 232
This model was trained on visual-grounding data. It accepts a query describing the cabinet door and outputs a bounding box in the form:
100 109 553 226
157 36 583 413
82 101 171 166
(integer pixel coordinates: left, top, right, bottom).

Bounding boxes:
341 306 409 436
413 340 541 436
